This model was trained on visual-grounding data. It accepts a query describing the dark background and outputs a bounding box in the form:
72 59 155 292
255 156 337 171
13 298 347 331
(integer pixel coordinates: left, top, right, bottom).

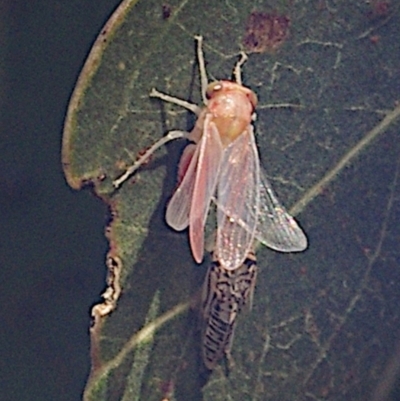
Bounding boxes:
2 2 400 401
0 1 120 400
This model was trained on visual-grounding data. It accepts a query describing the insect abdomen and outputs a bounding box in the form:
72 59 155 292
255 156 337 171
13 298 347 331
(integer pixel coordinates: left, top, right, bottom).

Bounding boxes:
200 252 257 370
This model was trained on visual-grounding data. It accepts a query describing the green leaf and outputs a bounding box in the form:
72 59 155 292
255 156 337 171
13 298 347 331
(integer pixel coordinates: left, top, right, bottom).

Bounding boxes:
62 0 400 400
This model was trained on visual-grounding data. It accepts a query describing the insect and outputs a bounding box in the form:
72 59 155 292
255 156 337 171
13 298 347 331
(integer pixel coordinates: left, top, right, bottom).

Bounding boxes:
113 36 307 270
200 251 257 370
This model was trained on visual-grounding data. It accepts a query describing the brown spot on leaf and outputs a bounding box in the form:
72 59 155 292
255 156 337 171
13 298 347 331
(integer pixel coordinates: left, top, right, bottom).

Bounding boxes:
243 11 290 53
162 3 172 20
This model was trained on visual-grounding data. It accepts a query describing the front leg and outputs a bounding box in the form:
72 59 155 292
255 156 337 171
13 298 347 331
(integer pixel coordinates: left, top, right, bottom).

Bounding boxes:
149 88 201 116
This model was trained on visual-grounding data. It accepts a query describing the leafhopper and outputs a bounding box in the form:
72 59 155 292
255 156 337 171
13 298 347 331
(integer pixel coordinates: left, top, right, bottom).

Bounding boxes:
114 36 307 270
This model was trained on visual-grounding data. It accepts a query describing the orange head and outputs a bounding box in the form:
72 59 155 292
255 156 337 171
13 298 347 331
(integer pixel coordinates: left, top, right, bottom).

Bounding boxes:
205 81 257 147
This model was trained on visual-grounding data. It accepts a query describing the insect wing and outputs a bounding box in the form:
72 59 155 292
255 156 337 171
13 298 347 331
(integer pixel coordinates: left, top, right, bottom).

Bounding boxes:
166 144 198 231
167 114 224 262
216 127 260 270
255 170 308 252
189 115 224 263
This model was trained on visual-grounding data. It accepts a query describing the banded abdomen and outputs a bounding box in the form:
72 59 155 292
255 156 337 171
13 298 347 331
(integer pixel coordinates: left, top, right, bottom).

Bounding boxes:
200 252 257 370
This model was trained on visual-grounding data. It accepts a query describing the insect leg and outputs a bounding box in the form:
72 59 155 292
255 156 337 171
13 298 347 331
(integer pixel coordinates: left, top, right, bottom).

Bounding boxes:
194 35 209 105
233 51 248 85
113 37 212 190
114 81 204 188
149 88 201 115
113 130 186 188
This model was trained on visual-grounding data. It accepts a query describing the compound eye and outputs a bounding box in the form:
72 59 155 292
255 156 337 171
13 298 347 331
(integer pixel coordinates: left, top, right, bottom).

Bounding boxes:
205 81 223 99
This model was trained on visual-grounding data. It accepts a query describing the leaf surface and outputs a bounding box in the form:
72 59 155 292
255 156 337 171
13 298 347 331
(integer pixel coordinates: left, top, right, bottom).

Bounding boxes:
62 1 400 400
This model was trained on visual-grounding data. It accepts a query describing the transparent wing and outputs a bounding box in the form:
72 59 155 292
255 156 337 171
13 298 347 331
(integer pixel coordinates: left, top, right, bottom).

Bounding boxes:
255 169 308 252
189 115 224 263
165 144 198 231
216 127 260 270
